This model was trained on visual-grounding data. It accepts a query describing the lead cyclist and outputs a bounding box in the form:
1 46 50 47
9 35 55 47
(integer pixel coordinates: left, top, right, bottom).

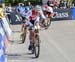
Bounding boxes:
19 5 40 51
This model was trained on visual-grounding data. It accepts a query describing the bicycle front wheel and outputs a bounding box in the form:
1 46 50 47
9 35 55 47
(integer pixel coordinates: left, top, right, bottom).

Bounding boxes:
34 35 40 58
22 28 27 43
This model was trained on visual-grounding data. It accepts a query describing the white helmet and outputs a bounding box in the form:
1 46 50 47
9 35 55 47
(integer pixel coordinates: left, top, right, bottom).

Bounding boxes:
35 5 42 11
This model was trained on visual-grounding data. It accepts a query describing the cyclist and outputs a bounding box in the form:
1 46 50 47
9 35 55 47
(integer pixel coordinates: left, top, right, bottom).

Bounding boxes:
21 6 31 32
28 6 40 50
43 4 54 18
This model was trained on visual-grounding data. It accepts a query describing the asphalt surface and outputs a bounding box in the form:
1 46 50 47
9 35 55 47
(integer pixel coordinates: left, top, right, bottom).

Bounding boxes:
6 20 75 62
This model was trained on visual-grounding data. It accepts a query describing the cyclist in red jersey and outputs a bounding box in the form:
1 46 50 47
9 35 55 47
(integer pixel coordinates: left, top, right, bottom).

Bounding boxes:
28 6 40 50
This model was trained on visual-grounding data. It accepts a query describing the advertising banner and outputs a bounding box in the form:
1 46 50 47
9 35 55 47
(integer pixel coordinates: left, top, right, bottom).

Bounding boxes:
72 7 75 20
52 8 72 21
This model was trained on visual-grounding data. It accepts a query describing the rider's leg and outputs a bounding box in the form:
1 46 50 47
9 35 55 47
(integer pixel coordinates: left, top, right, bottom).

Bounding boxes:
47 12 54 18
39 10 47 27
21 23 25 32
33 31 37 47
34 17 40 30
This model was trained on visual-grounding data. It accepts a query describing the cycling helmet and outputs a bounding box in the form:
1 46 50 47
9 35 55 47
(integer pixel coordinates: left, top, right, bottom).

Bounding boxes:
25 6 30 12
35 5 42 11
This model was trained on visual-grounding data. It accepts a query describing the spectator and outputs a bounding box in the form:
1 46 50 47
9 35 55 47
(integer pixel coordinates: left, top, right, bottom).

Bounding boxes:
47 0 53 6
66 0 71 8
6 4 12 23
0 0 12 62
72 0 75 7
27 1 33 9
59 0 65 9
53 0 59 9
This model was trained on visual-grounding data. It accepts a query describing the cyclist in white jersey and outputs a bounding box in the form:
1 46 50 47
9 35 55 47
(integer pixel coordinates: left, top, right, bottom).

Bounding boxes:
43 4 54 18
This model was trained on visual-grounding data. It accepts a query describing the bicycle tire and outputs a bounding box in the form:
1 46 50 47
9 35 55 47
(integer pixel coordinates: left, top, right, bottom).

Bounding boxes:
34 35 40 58
22 32 26 43
46 17 51 28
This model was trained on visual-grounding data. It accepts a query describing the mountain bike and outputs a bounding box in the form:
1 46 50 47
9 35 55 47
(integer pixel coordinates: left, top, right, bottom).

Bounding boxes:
31 27 40 58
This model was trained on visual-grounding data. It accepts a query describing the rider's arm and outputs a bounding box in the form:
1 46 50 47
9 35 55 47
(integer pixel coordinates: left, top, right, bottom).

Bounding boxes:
25 10 32 20
48 7 54 17
16 7 20 14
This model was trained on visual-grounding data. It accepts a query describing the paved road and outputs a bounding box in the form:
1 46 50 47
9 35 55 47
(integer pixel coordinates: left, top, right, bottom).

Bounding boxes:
6 20 75 62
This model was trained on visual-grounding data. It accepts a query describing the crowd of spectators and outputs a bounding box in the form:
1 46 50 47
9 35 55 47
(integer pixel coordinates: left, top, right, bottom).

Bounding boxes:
72 0 75 7
47 0 75 9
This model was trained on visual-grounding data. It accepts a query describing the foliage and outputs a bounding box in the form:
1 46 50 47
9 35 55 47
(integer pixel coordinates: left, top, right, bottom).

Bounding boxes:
5 0 42 6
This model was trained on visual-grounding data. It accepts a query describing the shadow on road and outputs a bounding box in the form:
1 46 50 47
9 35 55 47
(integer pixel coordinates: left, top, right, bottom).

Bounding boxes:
9 40 23 44
6 52 37 60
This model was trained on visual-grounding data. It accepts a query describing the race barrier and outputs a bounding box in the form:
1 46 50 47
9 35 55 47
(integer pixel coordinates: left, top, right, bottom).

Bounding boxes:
52 8 72 21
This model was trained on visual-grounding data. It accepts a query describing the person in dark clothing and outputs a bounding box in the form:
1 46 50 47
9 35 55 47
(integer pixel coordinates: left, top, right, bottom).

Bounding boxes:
72 0 75 7
47 0 53 6
59 0 65 9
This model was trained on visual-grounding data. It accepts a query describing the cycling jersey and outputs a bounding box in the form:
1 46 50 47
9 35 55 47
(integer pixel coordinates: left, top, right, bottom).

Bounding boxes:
29 8 37 20
43 5 54 18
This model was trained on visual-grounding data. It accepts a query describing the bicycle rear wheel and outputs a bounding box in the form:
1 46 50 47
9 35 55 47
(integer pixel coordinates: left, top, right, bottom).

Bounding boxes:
46 17 51 28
